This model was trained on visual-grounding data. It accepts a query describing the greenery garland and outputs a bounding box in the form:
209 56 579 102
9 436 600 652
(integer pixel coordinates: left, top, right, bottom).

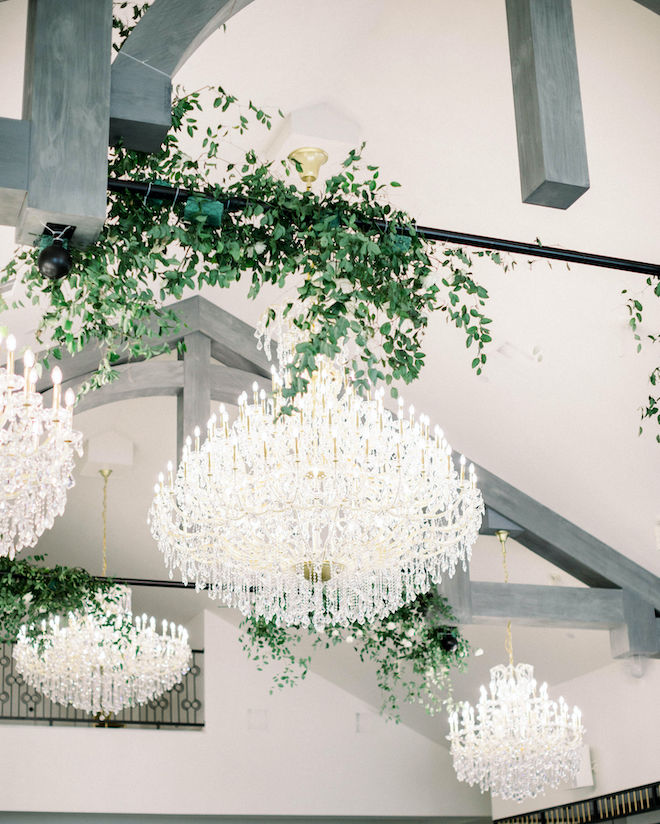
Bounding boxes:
0 555 123 644
240 591 468 721
1 83 498 407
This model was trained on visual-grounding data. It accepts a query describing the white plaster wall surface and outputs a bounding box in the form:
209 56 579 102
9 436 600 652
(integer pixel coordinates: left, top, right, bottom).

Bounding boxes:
0 611 489 817
491 659 660 819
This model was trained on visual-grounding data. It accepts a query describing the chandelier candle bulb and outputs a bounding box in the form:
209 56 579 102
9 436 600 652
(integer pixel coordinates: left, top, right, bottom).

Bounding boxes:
6 334 16 375
149 307 484 629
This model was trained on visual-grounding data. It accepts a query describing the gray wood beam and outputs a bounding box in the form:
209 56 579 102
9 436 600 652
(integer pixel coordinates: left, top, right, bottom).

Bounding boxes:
609 591 658 658
177 332 211 457
41 358 259 413
17 0 112 247
632 0 660 13
30 296 270 395
439 564 473 624
505 0 589 209
110 0 255 152
469 581 624 630
473 461 660 609
0 117 29 226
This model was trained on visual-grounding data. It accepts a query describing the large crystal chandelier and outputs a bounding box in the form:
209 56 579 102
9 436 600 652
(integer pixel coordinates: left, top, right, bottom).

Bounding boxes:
0 333 82 558
149 308 484 629
13 471 191 716
13 586 191 716
447 531 584 801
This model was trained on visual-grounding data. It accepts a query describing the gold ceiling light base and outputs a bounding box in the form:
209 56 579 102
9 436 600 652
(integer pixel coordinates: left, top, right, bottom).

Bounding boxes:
287 146 328 189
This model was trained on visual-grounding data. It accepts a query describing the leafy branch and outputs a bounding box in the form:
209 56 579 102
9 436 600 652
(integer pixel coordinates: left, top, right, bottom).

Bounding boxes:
240 590 469 721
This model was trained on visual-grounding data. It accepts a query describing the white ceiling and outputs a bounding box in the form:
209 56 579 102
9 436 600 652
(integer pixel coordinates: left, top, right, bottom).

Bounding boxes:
0 0 656 748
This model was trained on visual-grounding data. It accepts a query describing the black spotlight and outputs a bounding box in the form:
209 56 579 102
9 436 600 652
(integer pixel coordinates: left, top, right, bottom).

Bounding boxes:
438 632 459 654
37 239 73 280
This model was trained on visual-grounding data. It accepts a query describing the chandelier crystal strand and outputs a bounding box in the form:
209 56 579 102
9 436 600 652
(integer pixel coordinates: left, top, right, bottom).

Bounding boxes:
0 334 83 558
149 308 484 630
447 531 585 801
13 471 192 716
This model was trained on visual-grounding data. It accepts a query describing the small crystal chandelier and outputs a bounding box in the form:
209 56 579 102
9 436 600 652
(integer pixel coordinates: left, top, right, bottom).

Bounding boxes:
149 307 484 629
14 471 191 716
0 333 82 559
447 531 584 802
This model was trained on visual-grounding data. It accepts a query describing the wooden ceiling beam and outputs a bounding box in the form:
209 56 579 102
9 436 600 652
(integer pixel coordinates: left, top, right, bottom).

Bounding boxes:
505 0 590 209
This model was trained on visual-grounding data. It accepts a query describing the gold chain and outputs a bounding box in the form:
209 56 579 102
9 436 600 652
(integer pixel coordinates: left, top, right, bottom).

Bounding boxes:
496 529 514 666
99 469 112 576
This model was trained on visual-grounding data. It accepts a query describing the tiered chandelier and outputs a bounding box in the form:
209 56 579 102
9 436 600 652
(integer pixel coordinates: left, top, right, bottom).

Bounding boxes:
13 471 191 716
447 531 584 801
149 309 484 629
14 586 191 716
0 333 82 558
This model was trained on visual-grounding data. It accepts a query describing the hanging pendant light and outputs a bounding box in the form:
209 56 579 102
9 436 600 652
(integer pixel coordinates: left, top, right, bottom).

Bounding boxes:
149 307 484 630
447 531 585 802
14 470 191 717
0 333 82 558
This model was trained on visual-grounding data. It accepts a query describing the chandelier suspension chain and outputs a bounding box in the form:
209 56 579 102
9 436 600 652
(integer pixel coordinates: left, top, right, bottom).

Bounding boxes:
496 529 514 667
99 469 112 577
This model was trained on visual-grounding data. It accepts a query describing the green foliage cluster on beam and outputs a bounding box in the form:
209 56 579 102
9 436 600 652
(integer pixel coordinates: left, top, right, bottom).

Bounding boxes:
0 555 122 644
240 590 469 721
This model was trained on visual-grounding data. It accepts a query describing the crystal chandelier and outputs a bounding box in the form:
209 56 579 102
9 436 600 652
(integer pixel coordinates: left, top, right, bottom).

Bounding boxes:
14 586 191 716
149 308 484 629
0 332 82 559
13 472 191 716
447 531 584 802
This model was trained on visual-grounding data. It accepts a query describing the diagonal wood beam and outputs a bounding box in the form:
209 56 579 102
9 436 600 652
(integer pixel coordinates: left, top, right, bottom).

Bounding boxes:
473 461 660 608
632 0 660 13
110 0 256 152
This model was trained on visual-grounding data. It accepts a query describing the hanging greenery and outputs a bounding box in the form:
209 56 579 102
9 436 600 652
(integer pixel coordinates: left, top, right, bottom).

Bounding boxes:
0 555 122 644
239 590 469 721
1 80 498 405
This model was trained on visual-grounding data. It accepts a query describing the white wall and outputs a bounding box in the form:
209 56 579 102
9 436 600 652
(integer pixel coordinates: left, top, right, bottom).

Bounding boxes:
0 610 489 818
491 658 660 819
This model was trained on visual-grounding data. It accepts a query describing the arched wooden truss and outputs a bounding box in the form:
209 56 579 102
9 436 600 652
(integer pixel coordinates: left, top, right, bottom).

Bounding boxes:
18 295 660 660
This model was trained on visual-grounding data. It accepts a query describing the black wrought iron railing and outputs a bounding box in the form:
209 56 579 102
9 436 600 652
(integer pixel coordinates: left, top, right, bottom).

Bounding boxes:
495 781 660 824
0 644 204 728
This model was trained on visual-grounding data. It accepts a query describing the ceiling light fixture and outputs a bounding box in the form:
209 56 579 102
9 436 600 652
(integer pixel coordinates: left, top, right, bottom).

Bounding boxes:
14 471 191 717
149 308 484 630
447 530 584 802
0 333 82 558
287 146 328 189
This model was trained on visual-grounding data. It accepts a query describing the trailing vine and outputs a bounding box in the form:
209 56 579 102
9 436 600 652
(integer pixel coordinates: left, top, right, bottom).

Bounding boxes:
623 279 660 442
0 555 124 644
239 591 469 721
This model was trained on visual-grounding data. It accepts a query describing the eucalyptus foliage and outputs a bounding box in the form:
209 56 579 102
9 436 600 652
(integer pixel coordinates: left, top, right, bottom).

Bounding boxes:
0 555 122 644
240 591 468 721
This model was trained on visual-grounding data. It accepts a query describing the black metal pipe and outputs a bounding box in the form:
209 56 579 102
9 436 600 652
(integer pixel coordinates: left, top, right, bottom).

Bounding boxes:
107 176 660 277
97 575 197 590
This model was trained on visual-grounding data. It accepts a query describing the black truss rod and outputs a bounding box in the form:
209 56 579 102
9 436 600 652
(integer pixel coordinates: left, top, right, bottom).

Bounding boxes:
96 575 197 590
107 177 660 278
